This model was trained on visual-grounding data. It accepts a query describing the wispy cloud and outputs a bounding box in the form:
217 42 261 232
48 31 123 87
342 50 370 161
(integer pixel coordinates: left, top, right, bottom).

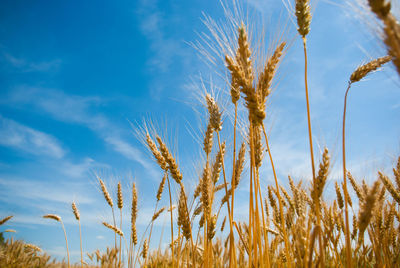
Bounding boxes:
7 86 108 130
137 0 184 73
105 136 159 179
4 87 158 172
0 115 65 159
58 157 106 179
2 52 61 72
0 176 95 206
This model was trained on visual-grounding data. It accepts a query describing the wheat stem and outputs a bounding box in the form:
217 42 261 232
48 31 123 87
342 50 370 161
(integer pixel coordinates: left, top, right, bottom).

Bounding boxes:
261 123 292 267
342 81 353 268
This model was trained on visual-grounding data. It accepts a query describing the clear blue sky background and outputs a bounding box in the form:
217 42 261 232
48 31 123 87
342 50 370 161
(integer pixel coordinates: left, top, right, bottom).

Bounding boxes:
0 0 399 264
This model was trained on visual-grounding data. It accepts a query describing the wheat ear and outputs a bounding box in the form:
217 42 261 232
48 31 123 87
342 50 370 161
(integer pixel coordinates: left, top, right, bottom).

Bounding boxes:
43 214 70 267
72 202 83 267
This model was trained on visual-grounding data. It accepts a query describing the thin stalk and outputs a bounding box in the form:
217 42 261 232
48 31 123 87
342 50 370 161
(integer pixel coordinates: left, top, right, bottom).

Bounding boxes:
78 220 83 267
255 166 270 266
119 208 122 265
254 166 264 268
233 221 249 255
133 222 151 267
216 131 237 267
249 124 261 267
204 154 210 268
167 176 175 267
60 220 70 268
248 123 254 267
249 122 257 267
230 103 238 219
112 208 117 249
302 37 316 182
228 102 239 265
148 201 159 249
342 82 353 268
178 183 195 267
261 123 292 267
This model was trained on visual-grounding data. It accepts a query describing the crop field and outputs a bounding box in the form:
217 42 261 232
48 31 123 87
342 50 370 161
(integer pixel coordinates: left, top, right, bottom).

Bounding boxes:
1 0 400 267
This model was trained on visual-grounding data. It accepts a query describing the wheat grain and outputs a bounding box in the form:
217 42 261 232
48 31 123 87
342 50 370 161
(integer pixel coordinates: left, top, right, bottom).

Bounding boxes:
295 0 311 37
350 56 391 83
0 215 13 226
117 182 123 210
98 178 113 208
72 202 80 221
379 171 400 204
102 222 123 236
156 136 183 183
43 214 61 222
157 173 167 201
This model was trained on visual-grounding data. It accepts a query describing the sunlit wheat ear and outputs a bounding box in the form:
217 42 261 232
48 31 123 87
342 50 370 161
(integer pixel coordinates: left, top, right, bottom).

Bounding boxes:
152 207 166 222
203 122 214 156
268 186 277 209
214 183 227 193
0 215 13 226
98 177 113 208
230 76 240 104
211 141 225 184
280 186 294 210
131 183 138 229
156 173 167 201
201 163 211 218
335 182 344 210
102 222 124 237
351 214 358 240
350 55 391 83
253 125 263 168
295 0 312 37
43 214 61 222
205 93 223 131
24 244 42 252
379 171 400 204
207 214 217 239
177 188 191 240
233 142 246 188
221 216 227 232
357 180 381 242
141 239 148 259
342 181 353 208
117 182 123 210
311 148 330 208
347 171 364 202
146 133 168 171
131 225 138 245
156 136 183 184
72 202 80 221
257 41 286 103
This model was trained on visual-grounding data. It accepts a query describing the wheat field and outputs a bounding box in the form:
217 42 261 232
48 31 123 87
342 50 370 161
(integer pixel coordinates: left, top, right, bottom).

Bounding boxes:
1 0 400 267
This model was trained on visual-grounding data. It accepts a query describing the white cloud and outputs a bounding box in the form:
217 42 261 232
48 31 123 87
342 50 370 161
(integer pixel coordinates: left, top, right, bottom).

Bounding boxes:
0 176 95 206
3 52 61 72
105 136 159 178
8 86 108 130
59 157 104 178
137 0 186 74
0 115 65 159
5 87 157 169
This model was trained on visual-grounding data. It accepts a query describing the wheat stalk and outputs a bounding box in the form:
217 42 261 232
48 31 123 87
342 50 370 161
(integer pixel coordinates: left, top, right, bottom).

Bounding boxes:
72 202 83 267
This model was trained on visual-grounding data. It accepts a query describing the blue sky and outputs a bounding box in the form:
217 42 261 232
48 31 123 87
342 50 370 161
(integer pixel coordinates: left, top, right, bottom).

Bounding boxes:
0 0 399 264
